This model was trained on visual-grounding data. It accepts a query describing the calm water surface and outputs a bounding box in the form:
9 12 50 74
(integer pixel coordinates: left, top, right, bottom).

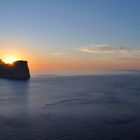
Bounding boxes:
0 74 140 140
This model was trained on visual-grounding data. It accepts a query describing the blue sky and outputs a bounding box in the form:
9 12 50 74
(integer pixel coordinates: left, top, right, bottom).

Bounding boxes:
0 0 140 47
0 0 140 72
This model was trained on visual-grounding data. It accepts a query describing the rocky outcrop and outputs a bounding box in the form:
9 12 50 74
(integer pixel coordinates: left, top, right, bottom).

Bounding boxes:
0 60 30 80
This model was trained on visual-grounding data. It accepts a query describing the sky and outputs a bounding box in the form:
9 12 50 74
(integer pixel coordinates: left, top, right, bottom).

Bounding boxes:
0 0 140 74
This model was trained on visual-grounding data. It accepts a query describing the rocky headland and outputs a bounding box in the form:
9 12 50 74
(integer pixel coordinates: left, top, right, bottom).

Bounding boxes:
0 60 30 80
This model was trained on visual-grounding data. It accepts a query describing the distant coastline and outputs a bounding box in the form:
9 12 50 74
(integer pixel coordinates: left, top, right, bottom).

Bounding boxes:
30 70 140 77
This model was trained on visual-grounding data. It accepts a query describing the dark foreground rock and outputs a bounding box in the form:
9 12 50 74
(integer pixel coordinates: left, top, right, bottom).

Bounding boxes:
0 60 30 80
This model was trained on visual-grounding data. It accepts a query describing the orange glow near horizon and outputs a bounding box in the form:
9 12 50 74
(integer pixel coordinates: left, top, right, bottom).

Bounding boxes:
28 57 140 74
1 52 140 73
0 41 140 73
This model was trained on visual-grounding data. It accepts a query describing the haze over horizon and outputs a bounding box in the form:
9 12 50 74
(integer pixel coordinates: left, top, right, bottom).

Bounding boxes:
0 0 140 74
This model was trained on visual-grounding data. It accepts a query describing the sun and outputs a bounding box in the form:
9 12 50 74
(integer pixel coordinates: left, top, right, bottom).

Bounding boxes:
3 55 19 64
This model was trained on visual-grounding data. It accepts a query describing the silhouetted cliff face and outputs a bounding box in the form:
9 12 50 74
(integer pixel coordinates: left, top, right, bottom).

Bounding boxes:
0 60 30 80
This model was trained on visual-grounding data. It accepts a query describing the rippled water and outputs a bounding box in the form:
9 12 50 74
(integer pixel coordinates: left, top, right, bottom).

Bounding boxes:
0 74 140 140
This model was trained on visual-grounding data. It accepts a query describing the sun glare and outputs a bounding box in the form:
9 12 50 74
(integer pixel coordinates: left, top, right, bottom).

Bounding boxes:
3 56 19 64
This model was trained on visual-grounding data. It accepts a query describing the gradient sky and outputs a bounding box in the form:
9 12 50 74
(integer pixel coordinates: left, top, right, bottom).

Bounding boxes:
0 0 140 74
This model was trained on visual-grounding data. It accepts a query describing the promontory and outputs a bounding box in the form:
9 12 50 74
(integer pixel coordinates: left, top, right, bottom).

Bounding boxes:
0 60 30 80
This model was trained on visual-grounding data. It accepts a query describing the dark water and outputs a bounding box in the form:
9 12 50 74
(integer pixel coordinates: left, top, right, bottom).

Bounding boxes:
0 74 140 140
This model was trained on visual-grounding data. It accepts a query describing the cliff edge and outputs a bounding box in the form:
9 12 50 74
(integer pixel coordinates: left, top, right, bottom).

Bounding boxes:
0 60 30 80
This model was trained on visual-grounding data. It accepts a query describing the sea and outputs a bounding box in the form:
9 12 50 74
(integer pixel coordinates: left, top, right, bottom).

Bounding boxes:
0 72 140 140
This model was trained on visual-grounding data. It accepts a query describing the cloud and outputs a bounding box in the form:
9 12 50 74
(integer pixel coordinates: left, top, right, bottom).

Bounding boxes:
79 44 140 54
51 52 63 56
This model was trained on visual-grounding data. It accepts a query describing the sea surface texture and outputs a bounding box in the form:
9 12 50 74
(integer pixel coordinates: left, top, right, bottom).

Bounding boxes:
0 74 140 140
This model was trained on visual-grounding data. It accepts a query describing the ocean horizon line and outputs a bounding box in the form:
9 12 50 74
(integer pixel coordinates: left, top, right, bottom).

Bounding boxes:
30 70 140 77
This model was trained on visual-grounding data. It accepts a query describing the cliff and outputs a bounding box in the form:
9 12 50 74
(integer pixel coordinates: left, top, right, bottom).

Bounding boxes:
0 60 30 80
